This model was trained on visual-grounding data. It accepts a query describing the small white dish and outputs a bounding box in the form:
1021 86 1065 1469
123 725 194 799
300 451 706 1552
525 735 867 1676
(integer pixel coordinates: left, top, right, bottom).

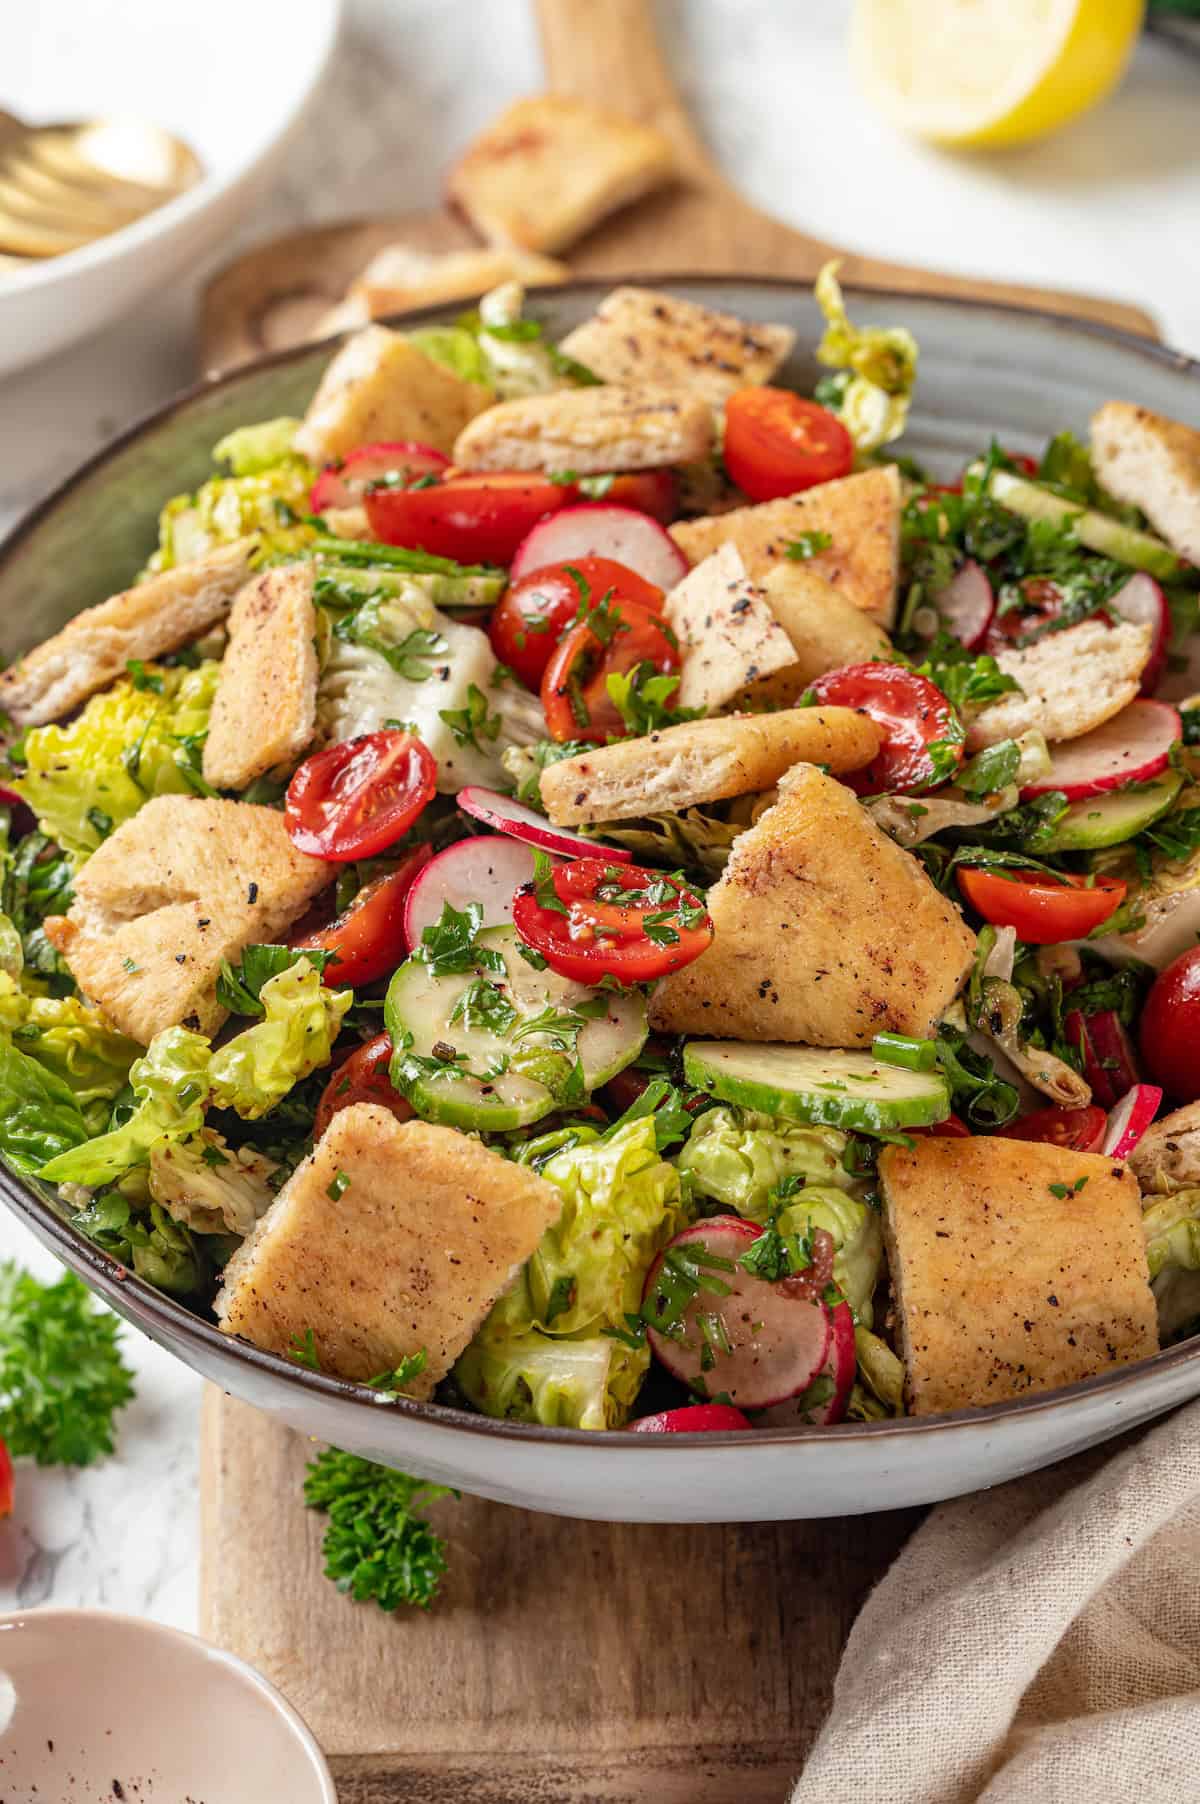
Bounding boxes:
0 0 342 380
0 1608 336 1802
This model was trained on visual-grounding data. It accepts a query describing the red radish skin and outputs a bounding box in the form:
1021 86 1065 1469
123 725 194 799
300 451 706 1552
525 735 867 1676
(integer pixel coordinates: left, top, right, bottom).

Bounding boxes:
932 560 993 650
1102 1084 1163 1159
643 1218 832 1411
1110 574 1172 695
1065 1006 1140 1109
456 787 634 862
509 504 690 591
631 1404 752 1434
1022 699 1181 801
403 835 543 949
762 1300 857 1427
310 441 449 512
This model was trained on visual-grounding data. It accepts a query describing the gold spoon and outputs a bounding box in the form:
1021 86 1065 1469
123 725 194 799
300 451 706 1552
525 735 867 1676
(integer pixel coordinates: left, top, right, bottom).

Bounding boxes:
0 110 202 264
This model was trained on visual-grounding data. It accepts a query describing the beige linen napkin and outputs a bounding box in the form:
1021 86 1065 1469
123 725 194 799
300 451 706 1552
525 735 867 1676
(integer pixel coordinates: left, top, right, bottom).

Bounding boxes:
792 1400 1200 1804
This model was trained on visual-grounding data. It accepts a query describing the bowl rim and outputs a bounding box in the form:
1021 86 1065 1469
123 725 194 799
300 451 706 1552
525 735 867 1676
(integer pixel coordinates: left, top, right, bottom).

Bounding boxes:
0 1605 336 1800
0 0 342 300
2 271 1197 1455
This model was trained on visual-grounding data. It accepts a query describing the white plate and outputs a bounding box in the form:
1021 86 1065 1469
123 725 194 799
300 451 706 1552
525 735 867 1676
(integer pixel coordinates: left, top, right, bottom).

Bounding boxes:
0 0 341 379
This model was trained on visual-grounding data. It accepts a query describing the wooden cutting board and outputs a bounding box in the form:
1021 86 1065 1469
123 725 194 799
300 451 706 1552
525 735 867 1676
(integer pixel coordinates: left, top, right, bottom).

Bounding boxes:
199 1389 921 1801
199 0 1156 372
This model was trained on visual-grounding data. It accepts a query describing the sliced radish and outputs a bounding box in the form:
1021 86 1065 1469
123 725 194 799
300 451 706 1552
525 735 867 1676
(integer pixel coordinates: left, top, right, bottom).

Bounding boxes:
310 441 449 513
509 504 689 590
643 1218 832 1411
457 786 634 862
630 1403 752 1434
1109 573 1172 695
402 835 541 950
930 559 993 650
1102 1083 1163 1159
761 1300 856 1427
1021 699 1182 801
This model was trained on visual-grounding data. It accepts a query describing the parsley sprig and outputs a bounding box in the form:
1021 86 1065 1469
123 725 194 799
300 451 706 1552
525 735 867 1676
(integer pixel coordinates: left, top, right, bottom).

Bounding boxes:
304 1447 455 1612
0 1263 135 1467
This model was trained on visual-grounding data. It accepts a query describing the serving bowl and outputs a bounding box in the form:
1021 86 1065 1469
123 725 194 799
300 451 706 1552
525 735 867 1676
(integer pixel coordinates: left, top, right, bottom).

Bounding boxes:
1 280 1198 1523
0 1608 335 1801
0 0 341 379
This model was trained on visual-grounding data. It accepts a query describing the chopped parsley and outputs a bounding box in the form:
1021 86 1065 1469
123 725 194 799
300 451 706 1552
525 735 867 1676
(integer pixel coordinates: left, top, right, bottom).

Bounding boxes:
438 682 502 753
785 531 833 561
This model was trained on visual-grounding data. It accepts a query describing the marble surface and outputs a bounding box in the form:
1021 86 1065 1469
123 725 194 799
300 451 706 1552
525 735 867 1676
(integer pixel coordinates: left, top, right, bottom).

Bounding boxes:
0 0 1197 1628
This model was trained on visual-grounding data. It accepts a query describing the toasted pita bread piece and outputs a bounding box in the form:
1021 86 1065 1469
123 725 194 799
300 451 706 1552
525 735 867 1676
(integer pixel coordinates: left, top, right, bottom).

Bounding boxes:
453 384 712 475
559 286 795 406
447 95 675 253
1092 402 1200 563
203 566 319 790
670 466 902 625
665 544 798 711
758 564 892 680
312 245 569 339
1128 1103 1200 1196
880 1137 1157 1415
294 326 492 465
649 762 975 1046
0 538 255 729
216 1108 562 1390
965 618 1151 750
540 709 883 826
44 796 328 1044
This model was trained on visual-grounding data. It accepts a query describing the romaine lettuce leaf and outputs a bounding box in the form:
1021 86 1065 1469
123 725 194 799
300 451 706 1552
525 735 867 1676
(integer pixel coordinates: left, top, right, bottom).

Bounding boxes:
815 260 917 453
70 1190 209 1295
148 459 315 571
14 662 220 860
149 1130 278 1236
213 418 302 476
453 1331 618 1432
39 1029 212 1186
208 961 351 1120
678 1106 857 1218
0 978 138 1135
1143 1187 1200 1339
457 1117 688 1429
0 1041 90 1173
777 1188 883 1325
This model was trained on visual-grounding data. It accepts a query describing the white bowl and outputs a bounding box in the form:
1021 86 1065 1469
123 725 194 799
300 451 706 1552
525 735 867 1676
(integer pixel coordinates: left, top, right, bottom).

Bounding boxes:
0 1608 336 1802
0 0 341 380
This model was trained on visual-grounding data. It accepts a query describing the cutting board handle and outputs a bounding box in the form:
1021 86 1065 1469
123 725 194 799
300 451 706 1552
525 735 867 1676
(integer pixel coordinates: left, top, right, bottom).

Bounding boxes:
535 0 716 176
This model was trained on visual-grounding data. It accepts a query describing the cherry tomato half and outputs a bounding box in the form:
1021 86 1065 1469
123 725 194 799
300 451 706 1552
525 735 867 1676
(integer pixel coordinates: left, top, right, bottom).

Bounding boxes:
291 845 432 987
314 1034 414 1140
285 731 437 863
490 557 665 691
1001 1104 1108 1152
723 388 854 502
956 868 1127 944
513 858 713 985
807 662 965 794
541 600 679 743
364 470 569 565
605 470 678 522
309 441 449 513
1140 947 1200 1102
911 1113 972 1139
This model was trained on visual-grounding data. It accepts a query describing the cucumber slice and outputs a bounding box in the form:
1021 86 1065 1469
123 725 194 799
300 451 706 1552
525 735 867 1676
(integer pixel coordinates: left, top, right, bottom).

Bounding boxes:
1040 769 1184 852
385 927 646 1131
314 561 505 612
684 1041 950 1132
971 466 1183 583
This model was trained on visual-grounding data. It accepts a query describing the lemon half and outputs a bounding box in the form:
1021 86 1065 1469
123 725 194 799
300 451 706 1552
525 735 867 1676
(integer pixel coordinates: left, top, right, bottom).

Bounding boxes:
850 0 1145 147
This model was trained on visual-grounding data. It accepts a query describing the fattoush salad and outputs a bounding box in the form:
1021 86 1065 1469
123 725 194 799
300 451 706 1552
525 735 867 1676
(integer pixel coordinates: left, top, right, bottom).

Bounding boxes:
2 269 1200 1433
